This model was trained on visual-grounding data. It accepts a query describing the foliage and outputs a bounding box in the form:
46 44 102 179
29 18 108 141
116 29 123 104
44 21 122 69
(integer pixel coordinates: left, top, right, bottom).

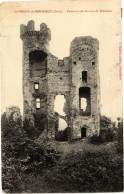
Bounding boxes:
43 150 123 192
100 115 112 130
55 127 70 141
90 130 115 144
89 134 103 144
2 110 60 193
90 115 121 144
100 115 115 141
2 108 123 193
116 118 123 154
105 128 115 141
33 114 47 131
23 117 41 140
2 112 28 192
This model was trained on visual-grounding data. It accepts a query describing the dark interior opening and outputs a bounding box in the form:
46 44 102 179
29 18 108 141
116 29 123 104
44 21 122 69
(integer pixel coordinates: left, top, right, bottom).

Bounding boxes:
81 127 86 138
29 50 47 77
29 50 47 64
92 62 95 66
82 71 87 82
79 87 91 116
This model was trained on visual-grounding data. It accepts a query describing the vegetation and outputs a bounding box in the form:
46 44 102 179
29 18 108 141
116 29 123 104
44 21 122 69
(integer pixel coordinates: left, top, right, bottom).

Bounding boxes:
2 111 60 193
116 118 123 154
2 108 123 192
89 115 120 144
55 127 71 141
43 150 123 192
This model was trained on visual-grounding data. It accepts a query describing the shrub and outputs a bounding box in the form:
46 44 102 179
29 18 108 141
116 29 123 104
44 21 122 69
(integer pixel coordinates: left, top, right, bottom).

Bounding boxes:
90 115 116 144
34 114 47 131
116 118 123 154
2 109 123 193
90 130 115 145
43 150 123 192
2 112 28 193
2 111 60 193
105 128 115 142
89 134 104 144
55 127 70 141
19 140 60 174
100 115 115 142
23 117 41 140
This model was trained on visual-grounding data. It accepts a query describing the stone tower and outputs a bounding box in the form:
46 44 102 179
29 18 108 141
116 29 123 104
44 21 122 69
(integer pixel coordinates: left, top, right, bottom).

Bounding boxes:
70 37 100 138
20 20 100 139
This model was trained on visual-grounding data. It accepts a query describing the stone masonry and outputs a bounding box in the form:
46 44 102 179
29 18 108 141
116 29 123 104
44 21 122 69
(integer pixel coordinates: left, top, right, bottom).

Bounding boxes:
20 20 100 140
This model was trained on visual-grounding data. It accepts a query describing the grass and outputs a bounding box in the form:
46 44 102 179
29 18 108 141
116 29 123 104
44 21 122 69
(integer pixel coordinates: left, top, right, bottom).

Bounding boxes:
41 138 117 155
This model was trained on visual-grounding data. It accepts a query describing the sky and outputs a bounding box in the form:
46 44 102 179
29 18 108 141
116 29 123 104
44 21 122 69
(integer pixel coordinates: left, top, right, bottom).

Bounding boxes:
0 0 122 121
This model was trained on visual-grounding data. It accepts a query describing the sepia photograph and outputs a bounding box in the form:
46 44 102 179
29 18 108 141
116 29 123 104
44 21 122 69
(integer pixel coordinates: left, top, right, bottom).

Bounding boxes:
0 0 123 192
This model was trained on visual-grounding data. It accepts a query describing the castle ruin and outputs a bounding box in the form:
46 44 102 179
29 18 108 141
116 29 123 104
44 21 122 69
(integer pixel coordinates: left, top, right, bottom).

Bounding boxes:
20 20 100 140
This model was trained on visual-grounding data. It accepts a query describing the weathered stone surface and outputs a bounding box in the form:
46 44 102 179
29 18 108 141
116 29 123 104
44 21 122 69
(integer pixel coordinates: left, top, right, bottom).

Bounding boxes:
20 21 100 139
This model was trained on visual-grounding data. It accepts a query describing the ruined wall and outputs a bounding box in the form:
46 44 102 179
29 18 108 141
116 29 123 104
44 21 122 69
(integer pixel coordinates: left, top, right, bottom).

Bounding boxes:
47 55 71 137
20 21 100 139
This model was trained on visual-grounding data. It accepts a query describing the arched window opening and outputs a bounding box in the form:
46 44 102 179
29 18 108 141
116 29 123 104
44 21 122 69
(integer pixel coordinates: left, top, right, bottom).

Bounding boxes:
79 87 91 116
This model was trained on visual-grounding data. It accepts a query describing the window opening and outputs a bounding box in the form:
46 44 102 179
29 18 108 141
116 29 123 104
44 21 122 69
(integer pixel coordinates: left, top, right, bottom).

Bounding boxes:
34 83 39 90
82 71 87 82
36 98 41 109
79 87 91 116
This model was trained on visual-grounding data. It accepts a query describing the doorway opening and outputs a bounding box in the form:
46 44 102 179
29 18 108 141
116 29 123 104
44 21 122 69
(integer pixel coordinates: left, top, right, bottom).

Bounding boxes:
81 127 86 138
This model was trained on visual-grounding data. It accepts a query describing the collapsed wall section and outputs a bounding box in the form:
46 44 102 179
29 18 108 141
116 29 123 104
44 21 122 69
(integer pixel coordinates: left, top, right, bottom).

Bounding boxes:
47 54 71 138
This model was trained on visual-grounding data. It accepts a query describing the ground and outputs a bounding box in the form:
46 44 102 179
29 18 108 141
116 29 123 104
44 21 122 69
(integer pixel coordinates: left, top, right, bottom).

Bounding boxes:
44 139 117 154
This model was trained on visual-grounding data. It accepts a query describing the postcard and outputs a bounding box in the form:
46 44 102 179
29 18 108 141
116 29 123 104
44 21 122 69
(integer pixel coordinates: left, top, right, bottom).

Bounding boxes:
0 0 123 193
